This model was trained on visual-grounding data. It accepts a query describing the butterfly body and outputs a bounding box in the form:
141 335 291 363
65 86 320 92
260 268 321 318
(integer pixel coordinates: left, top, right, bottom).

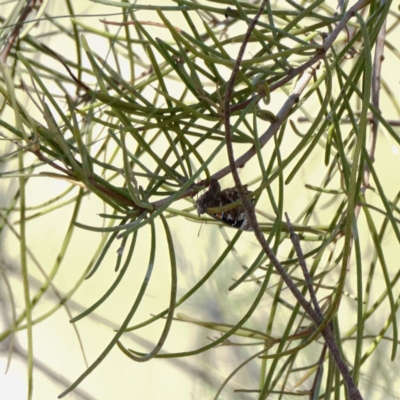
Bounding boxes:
196 179 253 231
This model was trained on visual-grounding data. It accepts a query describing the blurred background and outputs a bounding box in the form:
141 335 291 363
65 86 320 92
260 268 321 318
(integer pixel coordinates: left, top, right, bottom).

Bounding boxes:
1 1 400 399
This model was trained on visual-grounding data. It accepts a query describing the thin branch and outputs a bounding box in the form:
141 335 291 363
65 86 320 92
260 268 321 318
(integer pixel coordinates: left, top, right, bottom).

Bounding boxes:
285 212 322 316
222 2 363 399
151 0 371 211
0 0 39 65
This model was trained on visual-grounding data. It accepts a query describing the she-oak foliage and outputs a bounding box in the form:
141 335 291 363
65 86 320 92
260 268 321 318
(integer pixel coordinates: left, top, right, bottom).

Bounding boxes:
0 1 399 399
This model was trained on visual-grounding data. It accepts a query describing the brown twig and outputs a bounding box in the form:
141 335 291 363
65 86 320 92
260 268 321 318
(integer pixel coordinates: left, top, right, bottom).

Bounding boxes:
151 0 371 211
230 0 371 114
0 0 39 65
222 1 363 399
285 212 322 315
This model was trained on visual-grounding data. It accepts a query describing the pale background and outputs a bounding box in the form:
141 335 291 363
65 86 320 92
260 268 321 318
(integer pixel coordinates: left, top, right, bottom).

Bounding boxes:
1 1 400 399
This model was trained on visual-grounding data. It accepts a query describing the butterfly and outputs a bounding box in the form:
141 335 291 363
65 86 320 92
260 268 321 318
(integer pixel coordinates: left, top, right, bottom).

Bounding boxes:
196 179 253 231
